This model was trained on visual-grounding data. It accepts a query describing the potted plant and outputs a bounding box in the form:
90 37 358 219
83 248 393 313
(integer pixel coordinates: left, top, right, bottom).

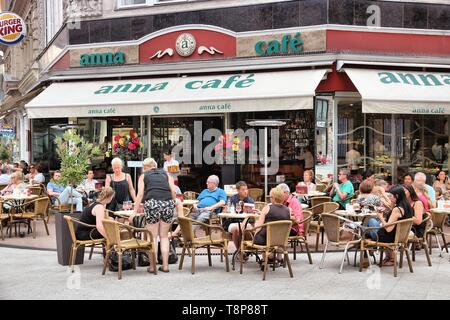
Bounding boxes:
54 129 101 266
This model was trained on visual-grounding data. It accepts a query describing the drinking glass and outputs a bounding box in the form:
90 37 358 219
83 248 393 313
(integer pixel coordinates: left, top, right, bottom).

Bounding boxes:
123 201 132 211
235 201 242 214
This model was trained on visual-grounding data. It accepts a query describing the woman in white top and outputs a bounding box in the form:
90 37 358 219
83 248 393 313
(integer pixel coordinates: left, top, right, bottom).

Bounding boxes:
79 170 98 192
433 170 450 198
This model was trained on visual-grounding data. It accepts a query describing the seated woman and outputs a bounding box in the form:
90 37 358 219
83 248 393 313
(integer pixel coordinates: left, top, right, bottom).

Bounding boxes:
296 170 316 204
366 185 414 266
433 170 450 199
371 185 392 213
0 171 27 196
75 187 115 240
403 184 425 238
413 180 434 212
78 169 99 201
47 171 84 212
356 180 381 210
254 187 292 268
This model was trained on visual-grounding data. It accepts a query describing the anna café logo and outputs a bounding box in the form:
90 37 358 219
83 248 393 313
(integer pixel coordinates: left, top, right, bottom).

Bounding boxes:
150 33 223 60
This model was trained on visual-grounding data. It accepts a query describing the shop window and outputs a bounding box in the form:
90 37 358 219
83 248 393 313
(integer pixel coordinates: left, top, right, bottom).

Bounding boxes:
315 98 333 181
337 104 450 185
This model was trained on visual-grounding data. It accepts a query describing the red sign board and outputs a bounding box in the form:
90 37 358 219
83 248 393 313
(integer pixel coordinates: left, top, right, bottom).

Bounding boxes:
139 29 236 64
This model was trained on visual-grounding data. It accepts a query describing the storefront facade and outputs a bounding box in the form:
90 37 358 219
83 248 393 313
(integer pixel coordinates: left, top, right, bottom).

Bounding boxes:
24 5 450 190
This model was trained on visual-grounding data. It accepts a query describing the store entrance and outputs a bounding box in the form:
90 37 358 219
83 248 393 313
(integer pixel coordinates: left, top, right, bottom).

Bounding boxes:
151 116 224 193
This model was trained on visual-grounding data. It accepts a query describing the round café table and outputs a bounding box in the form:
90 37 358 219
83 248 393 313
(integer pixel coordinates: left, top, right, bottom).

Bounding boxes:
218 212 259 271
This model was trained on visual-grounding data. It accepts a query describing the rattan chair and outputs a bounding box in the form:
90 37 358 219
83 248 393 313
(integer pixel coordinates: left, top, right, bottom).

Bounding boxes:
177 216 229 274
183 191 199 200
361 218 414 277
240 220 293 280
315 183 328 192
310 196 331 207
0 200 8 240
248 188 264 201
408 212 432 266
309 202 339 251
254 201 267 212
29 185 43 196
13 197 50 239
427 210 449 255
319 213 363 273
102 219 157 280
64 215 106 272
288 210 313 263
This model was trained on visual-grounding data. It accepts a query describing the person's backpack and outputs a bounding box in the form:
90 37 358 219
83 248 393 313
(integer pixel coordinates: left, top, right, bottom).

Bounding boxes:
158 240 178 265
108 250 133 272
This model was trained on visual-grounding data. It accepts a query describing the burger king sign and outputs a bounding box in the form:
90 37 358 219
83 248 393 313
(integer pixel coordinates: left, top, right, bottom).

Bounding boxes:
0 12 26 45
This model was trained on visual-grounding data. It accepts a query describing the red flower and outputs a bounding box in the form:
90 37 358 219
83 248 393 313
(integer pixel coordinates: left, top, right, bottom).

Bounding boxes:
113 144 119 150
130 130 135 136
114 135 121 142
128 143 136 151
243 138 250 149
132 138 139 145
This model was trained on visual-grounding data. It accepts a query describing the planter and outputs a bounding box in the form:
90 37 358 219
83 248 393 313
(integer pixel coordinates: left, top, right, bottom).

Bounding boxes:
55 211 85 266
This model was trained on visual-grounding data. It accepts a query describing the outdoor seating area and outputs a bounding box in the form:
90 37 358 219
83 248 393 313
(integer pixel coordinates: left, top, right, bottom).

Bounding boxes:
2 167 450 284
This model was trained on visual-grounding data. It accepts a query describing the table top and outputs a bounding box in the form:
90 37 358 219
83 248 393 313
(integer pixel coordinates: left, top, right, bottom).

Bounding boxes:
430 208 450 214
0 194 38 201
182 200 199 205
335 210 377 218
293 191 327 197
218 213 259 219
113 210 135 217
301 203 309 209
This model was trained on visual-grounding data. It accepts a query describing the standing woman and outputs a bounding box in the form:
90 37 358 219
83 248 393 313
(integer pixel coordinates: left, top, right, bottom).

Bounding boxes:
105 158 136 211
134 158 180 273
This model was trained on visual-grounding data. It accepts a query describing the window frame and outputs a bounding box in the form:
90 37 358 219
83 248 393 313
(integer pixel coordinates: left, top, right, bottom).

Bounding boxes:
116 0 192 9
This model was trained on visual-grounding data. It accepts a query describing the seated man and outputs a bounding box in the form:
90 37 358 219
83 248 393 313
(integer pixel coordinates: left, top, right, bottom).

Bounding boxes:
221 181 255 253
277 183 304 236
190 175 227 228
330 169 355 209
171 175 226 239
47 170 83 212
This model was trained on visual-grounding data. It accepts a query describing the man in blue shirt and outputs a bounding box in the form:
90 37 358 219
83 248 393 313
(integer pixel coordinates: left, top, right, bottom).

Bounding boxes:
47 170 84 212
221 181 255 252
190 175 227 227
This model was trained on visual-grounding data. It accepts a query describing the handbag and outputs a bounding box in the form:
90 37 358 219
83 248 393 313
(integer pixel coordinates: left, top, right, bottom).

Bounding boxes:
158 240 178 265
108 249 133 272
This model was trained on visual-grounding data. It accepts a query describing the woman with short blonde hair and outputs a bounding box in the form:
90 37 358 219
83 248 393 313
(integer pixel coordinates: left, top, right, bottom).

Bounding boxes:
254 187 291 245
105 157 136 211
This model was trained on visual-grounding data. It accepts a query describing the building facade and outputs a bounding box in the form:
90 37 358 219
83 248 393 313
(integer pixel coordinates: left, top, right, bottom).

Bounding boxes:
3 0 450 190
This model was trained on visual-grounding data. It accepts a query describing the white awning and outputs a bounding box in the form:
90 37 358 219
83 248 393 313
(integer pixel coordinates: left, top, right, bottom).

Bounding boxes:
344 69 450 114
25 70 328 119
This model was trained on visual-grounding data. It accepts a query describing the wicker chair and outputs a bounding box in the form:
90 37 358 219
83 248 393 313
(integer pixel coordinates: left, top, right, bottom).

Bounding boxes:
254 201 267 212
177 216 229 274
408 212 432 266
240 220 293 280
0 200 8 240
183 191 199 200
288 210 313 263
310 196 331 207
361 218 414 277
309 202 339 251
315 183 328 192
13 197 50 239
29 185 44 196
102 219 157 280
427 210 449 255
248 188 264 201
64 215 106 272
319 213 363 273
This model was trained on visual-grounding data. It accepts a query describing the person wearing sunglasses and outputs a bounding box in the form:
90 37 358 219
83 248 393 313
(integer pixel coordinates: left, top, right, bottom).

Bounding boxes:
330 169 354 209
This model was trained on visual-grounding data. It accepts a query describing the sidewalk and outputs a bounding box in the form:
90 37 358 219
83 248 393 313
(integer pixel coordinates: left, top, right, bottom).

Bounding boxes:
1 246 450 300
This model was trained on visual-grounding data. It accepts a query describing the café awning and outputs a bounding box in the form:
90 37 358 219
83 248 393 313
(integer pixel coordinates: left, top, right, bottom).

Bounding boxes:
25 69 328 119
344 68 450 114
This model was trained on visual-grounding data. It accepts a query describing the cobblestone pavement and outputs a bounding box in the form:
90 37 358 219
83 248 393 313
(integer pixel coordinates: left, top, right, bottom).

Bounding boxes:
1 246 450 300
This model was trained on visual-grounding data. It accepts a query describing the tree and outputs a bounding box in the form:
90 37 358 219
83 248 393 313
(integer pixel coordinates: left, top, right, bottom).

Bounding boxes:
55 129 101 213
0 144 11 162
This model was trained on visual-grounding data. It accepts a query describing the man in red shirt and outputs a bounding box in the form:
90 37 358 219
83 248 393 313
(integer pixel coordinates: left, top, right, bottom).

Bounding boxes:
277 183 304 235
